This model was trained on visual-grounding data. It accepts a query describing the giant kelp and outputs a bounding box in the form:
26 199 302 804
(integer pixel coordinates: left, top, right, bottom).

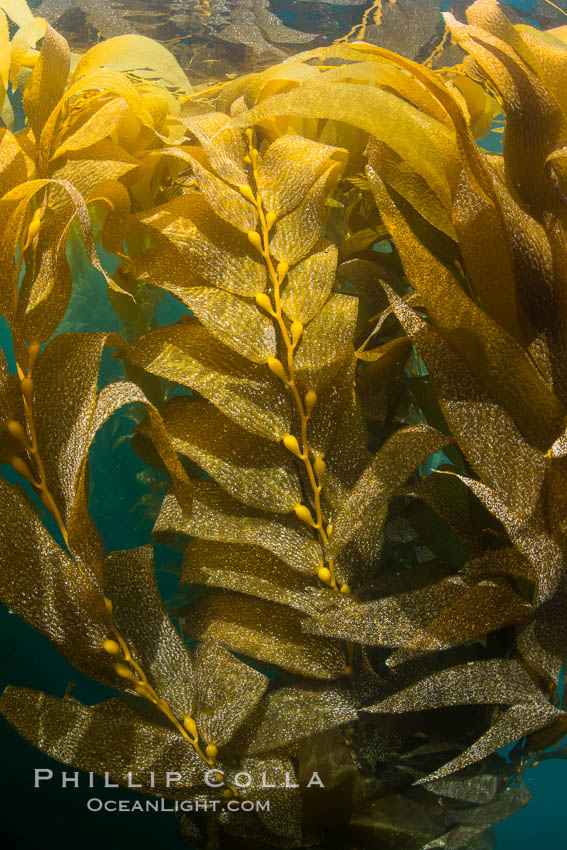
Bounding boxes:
0 0 567 847
29 0 567 79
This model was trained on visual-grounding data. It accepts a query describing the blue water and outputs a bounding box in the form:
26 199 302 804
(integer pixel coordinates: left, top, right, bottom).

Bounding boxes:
495 760 567 849
505 0 537 14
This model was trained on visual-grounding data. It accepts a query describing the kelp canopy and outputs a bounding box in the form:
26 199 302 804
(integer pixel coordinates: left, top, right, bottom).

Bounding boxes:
29 0 567 79
0 0 567 847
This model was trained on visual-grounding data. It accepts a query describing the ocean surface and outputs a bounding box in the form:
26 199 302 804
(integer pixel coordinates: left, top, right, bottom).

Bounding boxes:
1 1 566 848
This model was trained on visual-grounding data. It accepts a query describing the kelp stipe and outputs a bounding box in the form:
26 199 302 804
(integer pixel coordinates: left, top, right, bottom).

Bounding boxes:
0 0 567 847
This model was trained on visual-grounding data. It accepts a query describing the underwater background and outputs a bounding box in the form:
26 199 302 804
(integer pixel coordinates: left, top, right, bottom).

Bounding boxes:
1 0 567 848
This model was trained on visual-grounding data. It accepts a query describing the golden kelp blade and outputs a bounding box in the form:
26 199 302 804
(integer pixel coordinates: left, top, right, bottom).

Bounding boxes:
140 396 302 513
0 688 206 798
23 23 69 146
327 424 451 561
308 573 531 649
104 546 196 717
0 478 114 681
419 702 566 782
126 321 293 441
155 484 323 575
0 2 566 845
71 34 192 91
367 172 565 449
0 0 33 29
384 287 547 518
182 592 346 679
181 539 324 614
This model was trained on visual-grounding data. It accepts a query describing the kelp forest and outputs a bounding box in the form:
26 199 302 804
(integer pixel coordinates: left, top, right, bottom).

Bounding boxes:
0 0 566 847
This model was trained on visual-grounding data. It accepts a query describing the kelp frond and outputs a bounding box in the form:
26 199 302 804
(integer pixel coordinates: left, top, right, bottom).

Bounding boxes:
0 1 566 848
